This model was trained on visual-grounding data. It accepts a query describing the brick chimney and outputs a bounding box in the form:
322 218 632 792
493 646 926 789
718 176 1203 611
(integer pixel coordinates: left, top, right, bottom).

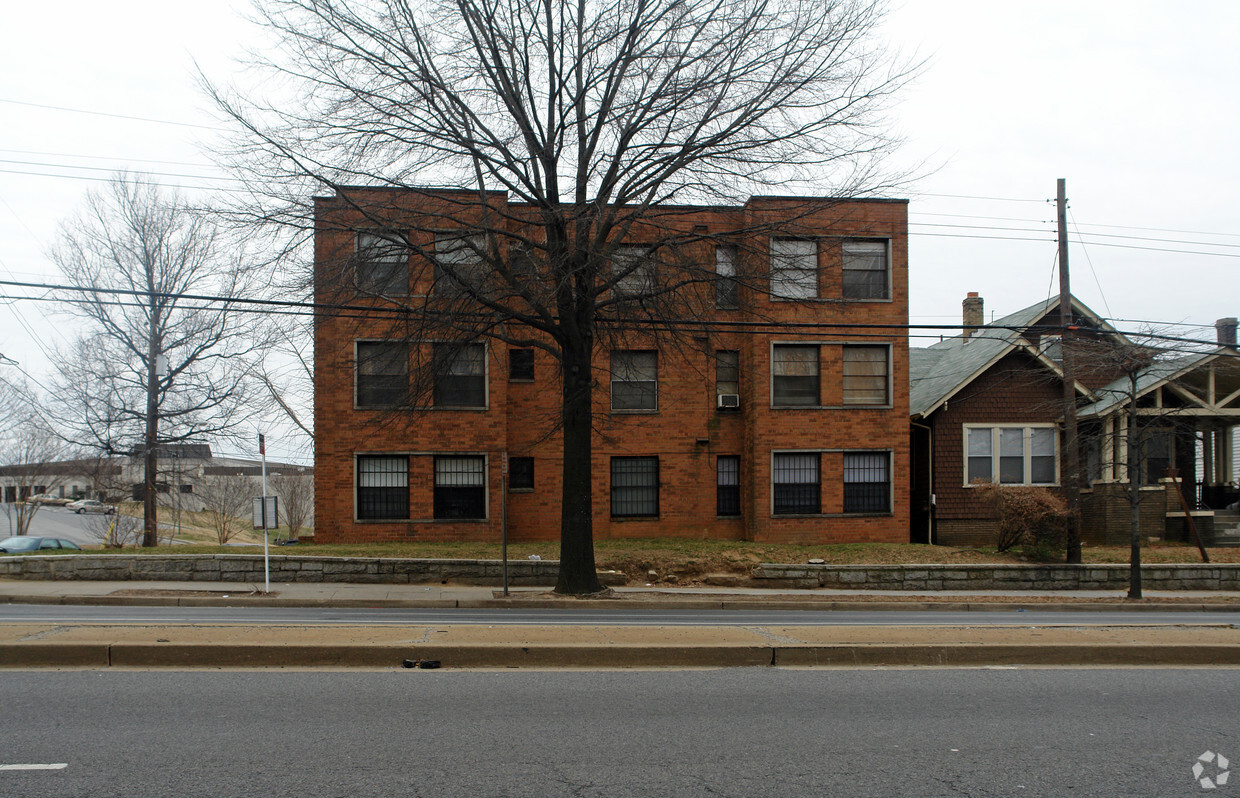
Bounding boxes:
1218 317 1238 347
962 292 984 340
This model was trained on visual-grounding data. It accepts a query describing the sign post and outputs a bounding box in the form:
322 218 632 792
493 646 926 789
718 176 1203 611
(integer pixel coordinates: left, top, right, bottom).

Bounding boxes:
501 452 509 597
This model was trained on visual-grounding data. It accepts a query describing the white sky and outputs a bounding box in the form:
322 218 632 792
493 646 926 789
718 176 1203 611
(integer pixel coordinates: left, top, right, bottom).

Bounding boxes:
1 0 1238 463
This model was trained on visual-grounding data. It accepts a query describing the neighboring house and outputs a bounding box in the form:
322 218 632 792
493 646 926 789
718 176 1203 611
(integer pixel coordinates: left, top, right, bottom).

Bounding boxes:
314 188 910 544
910 294 1240 546
0 444 313 520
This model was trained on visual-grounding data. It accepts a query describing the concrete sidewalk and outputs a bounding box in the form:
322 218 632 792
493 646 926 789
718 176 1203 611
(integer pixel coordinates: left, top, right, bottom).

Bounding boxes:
4 577 1240 669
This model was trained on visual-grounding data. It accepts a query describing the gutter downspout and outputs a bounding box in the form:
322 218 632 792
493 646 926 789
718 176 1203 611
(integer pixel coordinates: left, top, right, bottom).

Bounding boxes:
911 418 934 545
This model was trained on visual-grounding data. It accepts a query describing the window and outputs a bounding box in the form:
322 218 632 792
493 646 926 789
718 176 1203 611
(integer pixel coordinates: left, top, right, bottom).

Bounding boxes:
611 351 657 411
611 457 659 517
180 484 193 494
842 345 889 405
434 234 486 295
356 231 408 296
357 456 409 520
773 453 820 514
509 457 534 491
841 240 888 299
715 245 739 308
772 345 819 406
843 452 890 513
433 343 486 408
434 456 486 519
1142 429 1175 485
717 456 740 516
716 350 739 404
966 426 1058 485
611 246 654 298
356 341 408 408
509 348 535 381
770 238 817 299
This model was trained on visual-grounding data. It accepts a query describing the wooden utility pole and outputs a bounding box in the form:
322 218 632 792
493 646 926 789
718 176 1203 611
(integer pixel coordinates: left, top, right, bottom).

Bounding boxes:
1057 178 1083 563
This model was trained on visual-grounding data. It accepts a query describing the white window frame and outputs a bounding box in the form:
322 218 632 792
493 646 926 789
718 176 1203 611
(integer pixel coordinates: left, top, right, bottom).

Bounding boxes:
963 424 1059 487
610 350 658 412
841 343 892 406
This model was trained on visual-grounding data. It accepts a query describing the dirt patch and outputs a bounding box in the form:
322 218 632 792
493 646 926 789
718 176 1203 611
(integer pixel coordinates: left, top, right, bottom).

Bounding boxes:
109 588 276 598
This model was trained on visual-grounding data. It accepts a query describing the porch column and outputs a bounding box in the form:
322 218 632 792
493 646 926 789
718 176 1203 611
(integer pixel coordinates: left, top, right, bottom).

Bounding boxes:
1101 416 1115 482
1203 430 1216 485
1223 427 1235 484
1118 414 1129 482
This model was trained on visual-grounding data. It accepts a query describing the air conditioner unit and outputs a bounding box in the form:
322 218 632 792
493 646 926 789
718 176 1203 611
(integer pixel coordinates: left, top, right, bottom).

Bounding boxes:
717 393 740 409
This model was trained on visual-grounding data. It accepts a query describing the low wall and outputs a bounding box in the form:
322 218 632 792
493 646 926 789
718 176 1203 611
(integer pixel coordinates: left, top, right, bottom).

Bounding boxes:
0 554 576 586
2 555 1237 591
752 563 1240 591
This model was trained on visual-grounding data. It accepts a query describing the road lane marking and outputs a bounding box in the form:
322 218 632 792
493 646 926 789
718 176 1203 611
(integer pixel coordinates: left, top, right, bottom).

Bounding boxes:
0 764 68 771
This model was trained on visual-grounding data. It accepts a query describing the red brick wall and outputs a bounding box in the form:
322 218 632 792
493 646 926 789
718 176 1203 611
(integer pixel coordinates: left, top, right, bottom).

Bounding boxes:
314 190 909 544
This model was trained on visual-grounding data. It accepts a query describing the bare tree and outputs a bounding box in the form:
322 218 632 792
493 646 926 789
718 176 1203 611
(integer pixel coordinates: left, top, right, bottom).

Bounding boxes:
210 0 912 593
48 175 269 548
198 473 254 545
0 413 68 537
270 470 313 540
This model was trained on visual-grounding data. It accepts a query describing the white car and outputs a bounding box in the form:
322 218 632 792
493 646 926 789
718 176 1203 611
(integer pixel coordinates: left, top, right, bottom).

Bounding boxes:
67 499 116 515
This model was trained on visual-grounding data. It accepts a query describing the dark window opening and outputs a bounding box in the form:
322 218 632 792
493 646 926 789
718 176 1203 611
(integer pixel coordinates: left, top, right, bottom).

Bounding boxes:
841 240 888 299
356 341 408 408
356 231 408 296
611 351 658 411
715 245 739 308
717 456 740 516
509 457 534 491
772 345 819 406
509 348 535 381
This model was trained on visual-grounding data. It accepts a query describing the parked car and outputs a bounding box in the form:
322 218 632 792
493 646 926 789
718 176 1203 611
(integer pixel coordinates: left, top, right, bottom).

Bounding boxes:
0 536 83 553
66 499 116 515
25 493 72 506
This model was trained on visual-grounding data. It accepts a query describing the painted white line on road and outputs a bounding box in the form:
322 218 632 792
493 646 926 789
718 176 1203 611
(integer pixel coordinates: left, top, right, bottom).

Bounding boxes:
0 764 68 771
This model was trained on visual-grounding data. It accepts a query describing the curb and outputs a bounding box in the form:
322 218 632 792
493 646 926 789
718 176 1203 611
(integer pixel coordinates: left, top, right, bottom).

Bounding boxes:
5 642 1240 669
4 593 1240 612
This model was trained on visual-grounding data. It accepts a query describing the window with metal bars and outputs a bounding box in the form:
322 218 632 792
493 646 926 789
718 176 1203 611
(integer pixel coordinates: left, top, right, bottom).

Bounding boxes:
772 453 819 514
842 345 889 405
716 456 740 516
841 240 888 299
611 457 659 517
356 341 408 408
772 345 819 406
357 455 409 520
843 452 890 513
433 343 486 407
356 231 408 296
433 456 486 519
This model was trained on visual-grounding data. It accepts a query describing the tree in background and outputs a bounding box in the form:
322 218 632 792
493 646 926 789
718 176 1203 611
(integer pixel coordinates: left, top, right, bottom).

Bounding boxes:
198 473 254 545
269 469 314 541
210 0 912 593
49 175 268 547
0 402 68 537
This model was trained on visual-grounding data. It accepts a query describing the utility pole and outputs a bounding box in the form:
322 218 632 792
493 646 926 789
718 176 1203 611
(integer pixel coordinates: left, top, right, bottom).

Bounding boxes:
1057 178 1083 564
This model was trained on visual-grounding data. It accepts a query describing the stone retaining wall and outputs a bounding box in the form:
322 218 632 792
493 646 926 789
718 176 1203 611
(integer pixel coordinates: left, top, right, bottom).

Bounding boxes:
1 555 1237 591
0 554 570 586
751 563 1240 591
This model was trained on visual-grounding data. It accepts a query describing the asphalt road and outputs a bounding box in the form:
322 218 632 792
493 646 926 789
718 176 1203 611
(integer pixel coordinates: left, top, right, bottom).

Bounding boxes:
3 603 1239 626
1 669 1236 797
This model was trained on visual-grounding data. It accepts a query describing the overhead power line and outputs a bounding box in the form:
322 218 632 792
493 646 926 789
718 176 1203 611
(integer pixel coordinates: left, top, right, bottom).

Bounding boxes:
0 97 220 131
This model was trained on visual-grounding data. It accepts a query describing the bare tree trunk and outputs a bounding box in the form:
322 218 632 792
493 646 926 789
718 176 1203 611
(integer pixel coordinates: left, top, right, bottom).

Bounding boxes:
143 302 160 548
555 335 602 595
1127 400 1142 599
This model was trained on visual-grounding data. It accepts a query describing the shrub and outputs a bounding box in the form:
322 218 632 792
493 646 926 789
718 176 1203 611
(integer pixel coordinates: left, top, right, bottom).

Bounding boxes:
973 481 1071 559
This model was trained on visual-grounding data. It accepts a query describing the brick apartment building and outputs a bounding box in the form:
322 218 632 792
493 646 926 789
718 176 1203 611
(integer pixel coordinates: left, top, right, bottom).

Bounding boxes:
313 188 910 545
